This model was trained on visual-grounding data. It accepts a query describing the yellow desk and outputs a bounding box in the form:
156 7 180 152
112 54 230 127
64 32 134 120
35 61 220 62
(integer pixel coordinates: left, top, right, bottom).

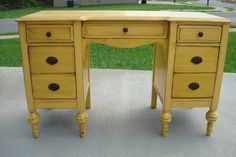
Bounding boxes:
17 11 230 138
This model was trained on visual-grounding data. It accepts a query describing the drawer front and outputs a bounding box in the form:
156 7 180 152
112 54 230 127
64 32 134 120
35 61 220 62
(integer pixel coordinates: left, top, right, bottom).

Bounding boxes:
27 25 73 42
32 74 76 99
174 46 219 72
82 22 167 38
172 74 216 98
177 26 222 43
29 47 75 73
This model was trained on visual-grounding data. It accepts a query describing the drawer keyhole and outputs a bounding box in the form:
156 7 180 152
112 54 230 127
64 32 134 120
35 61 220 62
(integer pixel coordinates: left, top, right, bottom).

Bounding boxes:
198 32 204 37
191 56 203 64
46 56 58 65
48 83 60 91
123 27 128 33
46 32 52 37
188 82 200 90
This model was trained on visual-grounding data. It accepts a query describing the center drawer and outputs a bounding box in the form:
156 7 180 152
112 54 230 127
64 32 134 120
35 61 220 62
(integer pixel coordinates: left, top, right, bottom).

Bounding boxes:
29 47 75 74
82 22 168 38
32 74 76 99
172 74 216 98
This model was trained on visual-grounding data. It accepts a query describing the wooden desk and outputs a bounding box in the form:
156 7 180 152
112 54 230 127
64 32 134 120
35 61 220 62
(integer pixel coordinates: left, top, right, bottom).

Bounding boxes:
17 11 230 138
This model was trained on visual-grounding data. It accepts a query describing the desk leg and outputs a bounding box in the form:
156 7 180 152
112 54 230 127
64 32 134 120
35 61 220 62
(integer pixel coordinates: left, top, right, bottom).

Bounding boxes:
151 45 158 109
76 112 88 137
85 42 91 109
28 111 40 138
73 22 89 137
160 111 171 137
86 86 91 109
151 84 157 109
206 110 218 136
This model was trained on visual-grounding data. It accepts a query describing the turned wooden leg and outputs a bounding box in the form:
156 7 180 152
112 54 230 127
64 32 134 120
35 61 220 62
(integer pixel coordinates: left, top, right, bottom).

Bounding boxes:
86 86 91 109
206 110 218 136
27 111 40 138
160 111 172 137
76 112 88 137
151 85 157 109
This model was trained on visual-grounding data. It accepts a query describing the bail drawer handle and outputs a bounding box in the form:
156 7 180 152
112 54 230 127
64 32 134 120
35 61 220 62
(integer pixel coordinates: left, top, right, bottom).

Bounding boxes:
191 56 203 64
48 83 60 91
188 82 200 90
46 56 58 65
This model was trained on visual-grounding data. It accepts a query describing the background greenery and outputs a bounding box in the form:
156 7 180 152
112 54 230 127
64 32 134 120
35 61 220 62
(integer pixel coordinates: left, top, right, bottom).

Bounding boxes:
0 32 235 72
0 4 214 19
224 32 236 72
0 0 52 8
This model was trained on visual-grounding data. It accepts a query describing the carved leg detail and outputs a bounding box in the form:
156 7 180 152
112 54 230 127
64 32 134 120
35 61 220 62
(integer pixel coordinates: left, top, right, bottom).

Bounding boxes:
76 112 88 138
151 85 157 109
160 112 172 137
206 110 218 136
27 112 40 138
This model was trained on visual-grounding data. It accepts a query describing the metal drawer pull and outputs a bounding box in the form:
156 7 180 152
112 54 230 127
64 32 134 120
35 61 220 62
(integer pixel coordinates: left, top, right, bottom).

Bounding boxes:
48 83 60 91
123 27 128 33
46 32 52 37
188 82 200 90
191 56 203 64
198 32 204 37
46 56 58 65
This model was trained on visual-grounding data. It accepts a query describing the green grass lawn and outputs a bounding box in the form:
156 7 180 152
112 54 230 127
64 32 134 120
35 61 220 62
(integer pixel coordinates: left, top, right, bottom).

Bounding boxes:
0 39 21 67
0 4 214 19
0 32 235 72
224 32 236 72
90 44 153 70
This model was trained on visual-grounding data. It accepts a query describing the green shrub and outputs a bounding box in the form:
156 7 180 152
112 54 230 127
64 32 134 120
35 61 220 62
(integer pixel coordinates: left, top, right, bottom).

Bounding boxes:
0 0 52 8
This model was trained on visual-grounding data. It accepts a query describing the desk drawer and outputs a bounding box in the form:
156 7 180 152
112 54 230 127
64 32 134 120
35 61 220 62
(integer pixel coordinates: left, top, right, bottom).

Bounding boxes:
32 74 76 99
177 25 222 43
29 47 75 74
174 46 219 72
27 25 73 42
172 74 215 98
82 22 167 38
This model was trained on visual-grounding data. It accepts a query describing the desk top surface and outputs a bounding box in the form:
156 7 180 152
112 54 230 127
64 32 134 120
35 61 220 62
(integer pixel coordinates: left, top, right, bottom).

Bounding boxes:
17 10 230 23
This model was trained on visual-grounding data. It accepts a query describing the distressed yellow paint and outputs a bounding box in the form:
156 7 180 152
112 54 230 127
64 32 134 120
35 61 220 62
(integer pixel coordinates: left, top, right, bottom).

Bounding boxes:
82 21 168 38
177 25 222 43
172 74 216 98
31 74 76 99
27 25 73 42
174 46 219 72
17 11 230 138
29 46 75 73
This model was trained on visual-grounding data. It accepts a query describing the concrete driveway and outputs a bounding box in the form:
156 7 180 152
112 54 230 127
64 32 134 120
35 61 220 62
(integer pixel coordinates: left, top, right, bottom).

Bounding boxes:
209 12 236 24
0 67 236 157
0 19 17 33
